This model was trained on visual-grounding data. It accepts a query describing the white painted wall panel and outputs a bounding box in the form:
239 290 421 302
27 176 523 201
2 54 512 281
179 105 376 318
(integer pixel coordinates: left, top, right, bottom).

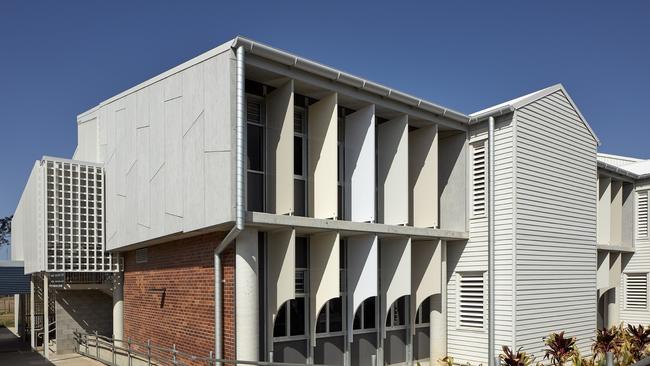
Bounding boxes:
78 49 234 250
377 115 409 225
409 125 438 228
182 114 205 232
346 235 378 341
308 93 338 219
74 118 98 162
136 127 150 229
598 177 612 245
380 237 411 338
310 231 340 345
345 105 375 223
266 81 294 215
611 181 623 246
411 240 441 330
164 96 183 219
13 162 43 273
267 229 296 345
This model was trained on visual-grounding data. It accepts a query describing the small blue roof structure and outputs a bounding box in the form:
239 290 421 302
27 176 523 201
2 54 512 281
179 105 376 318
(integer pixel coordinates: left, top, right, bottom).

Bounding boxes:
0 261 30 295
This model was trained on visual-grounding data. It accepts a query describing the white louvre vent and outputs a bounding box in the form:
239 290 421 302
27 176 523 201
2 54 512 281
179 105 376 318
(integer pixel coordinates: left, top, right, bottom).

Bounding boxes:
45 158 121 272
638 191 648 239
625 273 648 310
458 272 485 329
471 140 487 217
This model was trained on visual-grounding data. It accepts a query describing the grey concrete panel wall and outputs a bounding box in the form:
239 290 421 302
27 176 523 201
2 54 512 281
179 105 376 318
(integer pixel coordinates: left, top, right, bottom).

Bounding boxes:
55 290 113 354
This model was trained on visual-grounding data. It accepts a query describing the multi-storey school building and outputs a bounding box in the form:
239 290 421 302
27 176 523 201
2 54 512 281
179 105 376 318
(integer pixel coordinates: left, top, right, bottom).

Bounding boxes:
8 36 650 366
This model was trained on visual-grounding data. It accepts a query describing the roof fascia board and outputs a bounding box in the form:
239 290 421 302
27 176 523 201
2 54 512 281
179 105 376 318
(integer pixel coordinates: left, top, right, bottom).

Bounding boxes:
246 54 467 131
597 160 641 180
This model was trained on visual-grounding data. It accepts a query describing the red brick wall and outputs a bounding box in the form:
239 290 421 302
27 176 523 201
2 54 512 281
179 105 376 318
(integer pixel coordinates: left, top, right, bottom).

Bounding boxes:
123 231 236 363
222 245 236 360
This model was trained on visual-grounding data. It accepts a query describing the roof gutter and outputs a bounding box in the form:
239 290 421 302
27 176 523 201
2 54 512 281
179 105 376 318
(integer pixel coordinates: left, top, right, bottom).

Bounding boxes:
232 36 470 125
214 45 246 364
468 105 516 125
597 160 650 180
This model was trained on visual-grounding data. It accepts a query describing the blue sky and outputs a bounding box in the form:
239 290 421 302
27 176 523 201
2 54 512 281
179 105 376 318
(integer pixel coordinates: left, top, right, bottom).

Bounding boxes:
0 1 649 219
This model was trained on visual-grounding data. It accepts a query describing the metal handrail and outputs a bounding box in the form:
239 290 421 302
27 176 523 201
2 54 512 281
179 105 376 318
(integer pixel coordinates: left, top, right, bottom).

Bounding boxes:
73 331 339 366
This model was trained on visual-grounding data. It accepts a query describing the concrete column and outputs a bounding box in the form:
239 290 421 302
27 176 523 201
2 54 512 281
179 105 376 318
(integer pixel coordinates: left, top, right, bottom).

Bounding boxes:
43 273 49 359
30 275 35 349
235 229 259 361
112 272 124 342
431 241 448 362
14 294 20 336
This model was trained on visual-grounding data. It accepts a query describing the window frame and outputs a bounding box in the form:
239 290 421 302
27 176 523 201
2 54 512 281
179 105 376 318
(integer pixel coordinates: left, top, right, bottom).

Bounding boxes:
246 94 267 213
637 190 649 240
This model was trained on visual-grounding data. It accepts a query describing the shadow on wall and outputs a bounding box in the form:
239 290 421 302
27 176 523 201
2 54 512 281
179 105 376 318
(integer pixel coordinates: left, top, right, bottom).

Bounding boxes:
55 290 113 355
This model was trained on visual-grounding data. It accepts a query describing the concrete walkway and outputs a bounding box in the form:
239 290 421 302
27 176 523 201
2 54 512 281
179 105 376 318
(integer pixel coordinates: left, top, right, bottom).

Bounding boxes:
0 326 103 366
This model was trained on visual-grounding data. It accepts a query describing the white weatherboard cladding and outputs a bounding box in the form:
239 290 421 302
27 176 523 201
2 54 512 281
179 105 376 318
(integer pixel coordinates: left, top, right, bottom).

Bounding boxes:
620 184 650 325
344 105 376 222
308 93 338 219
92 49 234 250
411 240 441 332
266 81 294 215
380 237 411 338
377 115 409 225
309 231 340 345
409 125 438 228
346 235 378 341
236 228 259 361
448 116 514 365
514 90 597 356
267 229 296 345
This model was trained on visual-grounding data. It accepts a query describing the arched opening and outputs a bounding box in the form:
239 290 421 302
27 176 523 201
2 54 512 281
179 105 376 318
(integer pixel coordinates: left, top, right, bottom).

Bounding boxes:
351 296 378 366
384 295 409 365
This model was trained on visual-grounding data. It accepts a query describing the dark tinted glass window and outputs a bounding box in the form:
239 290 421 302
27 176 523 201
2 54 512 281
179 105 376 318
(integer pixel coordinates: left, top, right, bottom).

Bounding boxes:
273 303 287 337
294 179 306 217
363 297 376 329
289 298 305 336
316 306 327 333
247 124 263 171
294 136 303 175
329 298 342 332
295 237 308 268
353 308 362 330
247 172 263 212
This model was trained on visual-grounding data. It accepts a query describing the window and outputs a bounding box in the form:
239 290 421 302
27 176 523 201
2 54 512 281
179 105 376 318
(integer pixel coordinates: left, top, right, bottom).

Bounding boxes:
337 108 346 220
294 102 308 216
625 273 648 310
247 97 265 212
458 272 485 329
638 191 648 239
274 237 309 339
353 297 376 330
415 297 431 325
471 140 487 217
385 296 408 328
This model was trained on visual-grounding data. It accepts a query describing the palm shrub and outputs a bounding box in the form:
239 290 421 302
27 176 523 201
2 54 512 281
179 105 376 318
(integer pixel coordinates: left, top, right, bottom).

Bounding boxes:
624 324 650 362
500 346 535 366
543 332 577 366
592 326 623 361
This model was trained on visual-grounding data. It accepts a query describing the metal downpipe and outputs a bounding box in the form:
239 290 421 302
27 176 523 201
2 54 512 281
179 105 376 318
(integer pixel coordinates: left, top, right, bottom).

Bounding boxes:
488 116 496 366
215 45 246 364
